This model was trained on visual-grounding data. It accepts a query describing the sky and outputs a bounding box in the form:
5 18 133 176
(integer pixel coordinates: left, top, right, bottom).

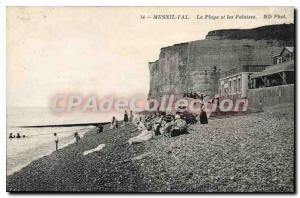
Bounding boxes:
7 7 294 107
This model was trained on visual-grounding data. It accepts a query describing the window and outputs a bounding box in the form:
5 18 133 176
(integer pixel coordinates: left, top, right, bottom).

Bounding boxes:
238 78 241 93
233 80 237 94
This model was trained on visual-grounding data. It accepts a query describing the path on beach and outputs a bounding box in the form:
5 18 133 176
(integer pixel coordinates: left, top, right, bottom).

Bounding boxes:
7 105 294 192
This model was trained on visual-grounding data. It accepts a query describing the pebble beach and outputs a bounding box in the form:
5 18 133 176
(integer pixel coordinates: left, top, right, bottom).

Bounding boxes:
6 105 294 192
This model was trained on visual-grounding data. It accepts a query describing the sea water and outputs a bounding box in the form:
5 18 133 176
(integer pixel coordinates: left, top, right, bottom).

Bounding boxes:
7 126 94 176
6 107 123 176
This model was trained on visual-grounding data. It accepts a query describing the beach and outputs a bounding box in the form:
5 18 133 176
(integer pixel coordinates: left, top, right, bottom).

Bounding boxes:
7 105 294 192
6 126 95 176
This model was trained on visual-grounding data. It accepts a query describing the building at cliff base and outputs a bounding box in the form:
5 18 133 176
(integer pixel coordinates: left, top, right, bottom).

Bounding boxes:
248 47 294 110
148 24 294 104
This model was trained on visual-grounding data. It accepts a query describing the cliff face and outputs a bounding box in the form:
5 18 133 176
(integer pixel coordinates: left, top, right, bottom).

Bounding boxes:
206 24 294 43
148 24 294 99
149 43 189 97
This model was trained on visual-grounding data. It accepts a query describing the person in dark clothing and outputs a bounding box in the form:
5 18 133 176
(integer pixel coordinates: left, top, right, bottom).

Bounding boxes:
200 94 204 100
16 133 21 138
170 114 187 137
116 119 119 128
124 110 129 126
193 92 197 99
97 124 103 133
9 133 15 139
181 110 196 125
54 133 59 151
200 105 208 124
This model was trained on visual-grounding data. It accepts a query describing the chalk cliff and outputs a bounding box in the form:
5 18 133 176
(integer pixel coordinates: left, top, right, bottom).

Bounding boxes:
148 24 294 99
205 24 294 42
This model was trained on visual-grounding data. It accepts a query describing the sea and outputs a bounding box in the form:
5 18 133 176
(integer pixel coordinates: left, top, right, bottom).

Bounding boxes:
6 107 123 176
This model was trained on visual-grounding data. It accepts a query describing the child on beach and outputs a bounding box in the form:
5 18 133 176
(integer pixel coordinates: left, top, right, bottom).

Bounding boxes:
74 132 80 143
54 133 59 151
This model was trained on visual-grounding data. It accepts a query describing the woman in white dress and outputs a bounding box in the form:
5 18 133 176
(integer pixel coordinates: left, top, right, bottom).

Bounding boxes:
110 116 117 129
128 122 155 145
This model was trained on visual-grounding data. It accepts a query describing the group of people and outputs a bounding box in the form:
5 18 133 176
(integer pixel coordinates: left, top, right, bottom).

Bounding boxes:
128 108 208 145
9 133 26 139
51 107 209 150
110 110 134 129
183 92 205 100
53 131 81 151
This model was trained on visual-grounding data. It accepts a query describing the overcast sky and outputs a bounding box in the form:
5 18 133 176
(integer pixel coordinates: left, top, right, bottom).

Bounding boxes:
7 7 293 107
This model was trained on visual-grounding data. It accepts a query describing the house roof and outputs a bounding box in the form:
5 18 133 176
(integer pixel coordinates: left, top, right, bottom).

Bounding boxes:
251 60 294 78
273 47 294 57
285 47 294 53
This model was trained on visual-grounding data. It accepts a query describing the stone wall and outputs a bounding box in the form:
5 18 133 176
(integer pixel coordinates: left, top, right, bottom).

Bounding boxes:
248 84 294 110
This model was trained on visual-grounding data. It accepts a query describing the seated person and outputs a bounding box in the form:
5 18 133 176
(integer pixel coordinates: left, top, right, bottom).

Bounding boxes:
159 115 174 136
137 121 147 131
169 115 187 137
132 116 140 127
129 120 147 133
153 115 163 135
9 133 15 139
97 124 104 133
181 110 197 125
16 133 21 138
128 123 155 145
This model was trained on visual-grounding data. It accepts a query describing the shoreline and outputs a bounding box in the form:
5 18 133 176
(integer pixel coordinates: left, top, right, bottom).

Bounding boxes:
7 105 294 192
6 126 97 176
7 121 149 192
14 122 110 128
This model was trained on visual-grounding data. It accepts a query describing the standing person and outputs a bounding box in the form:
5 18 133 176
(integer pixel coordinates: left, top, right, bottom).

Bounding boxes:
129 110 134 123
200 105 208 124
124 110 129 126
116 118 119 128
74 132 80 143
200 94 204 100
54 133 59 151
110 116 116 129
